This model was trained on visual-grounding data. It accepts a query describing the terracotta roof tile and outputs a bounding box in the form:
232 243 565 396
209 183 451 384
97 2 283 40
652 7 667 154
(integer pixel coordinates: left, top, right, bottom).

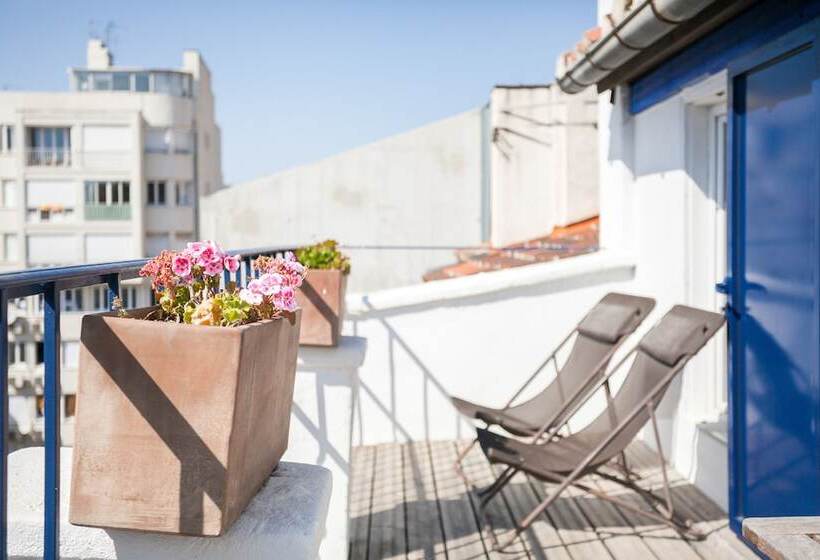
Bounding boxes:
423 217 599 282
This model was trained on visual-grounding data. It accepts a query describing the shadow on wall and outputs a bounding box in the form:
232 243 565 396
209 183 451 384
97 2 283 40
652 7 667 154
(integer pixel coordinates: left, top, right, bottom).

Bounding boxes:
347 260 637 446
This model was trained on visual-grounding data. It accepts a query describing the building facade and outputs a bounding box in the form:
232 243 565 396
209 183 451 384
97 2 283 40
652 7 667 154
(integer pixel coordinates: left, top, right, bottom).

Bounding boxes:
0 39 223 444
201 84 598 293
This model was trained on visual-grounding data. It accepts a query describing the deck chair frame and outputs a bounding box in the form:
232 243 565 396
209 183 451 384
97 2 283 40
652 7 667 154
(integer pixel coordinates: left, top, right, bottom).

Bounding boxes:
476 347 708 552
454 323 636 489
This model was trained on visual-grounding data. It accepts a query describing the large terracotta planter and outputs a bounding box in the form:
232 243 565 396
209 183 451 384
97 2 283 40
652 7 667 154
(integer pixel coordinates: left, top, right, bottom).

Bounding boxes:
69 307 301 536
296 269 347 347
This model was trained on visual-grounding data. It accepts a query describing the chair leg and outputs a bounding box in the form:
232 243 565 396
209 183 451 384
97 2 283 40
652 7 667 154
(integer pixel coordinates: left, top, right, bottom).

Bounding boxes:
453 438 478 489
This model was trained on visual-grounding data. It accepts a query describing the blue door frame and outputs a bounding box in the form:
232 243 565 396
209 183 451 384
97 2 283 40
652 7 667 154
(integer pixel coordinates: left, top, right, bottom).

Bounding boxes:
726 20 820 535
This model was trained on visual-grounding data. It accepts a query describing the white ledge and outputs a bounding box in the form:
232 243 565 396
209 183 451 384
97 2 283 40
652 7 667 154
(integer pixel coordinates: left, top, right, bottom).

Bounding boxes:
297 336 367 370
345 250 636 315
10 447 332 560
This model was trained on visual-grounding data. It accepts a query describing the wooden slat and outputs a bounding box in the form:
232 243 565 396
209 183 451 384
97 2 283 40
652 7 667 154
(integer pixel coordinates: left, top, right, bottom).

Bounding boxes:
349 440 747 560
500 471 573 560
621 441 757 560
527 475 616 560
368 443 407 560
427 441 489 560
403 441 447 559
349 445 376 560
564 481 659 560
461 441 530 559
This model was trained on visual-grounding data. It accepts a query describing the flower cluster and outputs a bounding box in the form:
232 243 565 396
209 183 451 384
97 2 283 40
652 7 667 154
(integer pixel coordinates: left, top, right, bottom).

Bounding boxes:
243 252 306 312
137 241 305 327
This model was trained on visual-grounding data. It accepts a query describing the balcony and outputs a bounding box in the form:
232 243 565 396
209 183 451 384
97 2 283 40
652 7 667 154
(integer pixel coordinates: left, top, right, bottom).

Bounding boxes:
84 204 131 221
0 250 752 559
25 149 72 168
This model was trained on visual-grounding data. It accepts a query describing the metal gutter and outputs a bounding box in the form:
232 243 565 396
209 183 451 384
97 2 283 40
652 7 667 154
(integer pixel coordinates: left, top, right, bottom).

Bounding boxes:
556 0 721 94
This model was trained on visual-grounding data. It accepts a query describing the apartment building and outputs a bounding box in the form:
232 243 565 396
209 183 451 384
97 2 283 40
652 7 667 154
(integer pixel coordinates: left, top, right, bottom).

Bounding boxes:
0 39 223 444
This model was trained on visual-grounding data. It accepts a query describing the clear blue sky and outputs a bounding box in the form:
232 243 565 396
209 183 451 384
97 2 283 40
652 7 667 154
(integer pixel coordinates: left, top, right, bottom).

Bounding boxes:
0 1 595 184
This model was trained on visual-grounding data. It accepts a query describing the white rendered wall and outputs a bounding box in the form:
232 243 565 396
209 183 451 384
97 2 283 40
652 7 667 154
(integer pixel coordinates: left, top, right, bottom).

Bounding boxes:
345 251 642 445
201 110 486 292
597 81 729 509
490 86 598 247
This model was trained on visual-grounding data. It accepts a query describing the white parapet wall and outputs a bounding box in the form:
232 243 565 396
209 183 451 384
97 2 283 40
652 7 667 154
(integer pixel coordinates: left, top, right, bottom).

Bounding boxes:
9 448 331 560
344 250 639 445
285 337 366 560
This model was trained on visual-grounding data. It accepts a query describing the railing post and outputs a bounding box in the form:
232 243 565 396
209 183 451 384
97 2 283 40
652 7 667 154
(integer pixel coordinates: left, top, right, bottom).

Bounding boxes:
43 283 61 560
105 273 120 310
0 290 8 560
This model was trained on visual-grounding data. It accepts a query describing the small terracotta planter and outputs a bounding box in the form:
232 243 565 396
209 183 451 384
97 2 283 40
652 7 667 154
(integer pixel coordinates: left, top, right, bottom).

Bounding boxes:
296 269 347 347
69 307 301 536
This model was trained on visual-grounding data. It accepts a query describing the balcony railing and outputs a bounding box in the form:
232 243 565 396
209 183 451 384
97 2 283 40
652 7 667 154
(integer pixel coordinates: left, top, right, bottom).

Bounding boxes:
25 149 72 167
83 204 132 221
0 245 297 560
25 150 131 169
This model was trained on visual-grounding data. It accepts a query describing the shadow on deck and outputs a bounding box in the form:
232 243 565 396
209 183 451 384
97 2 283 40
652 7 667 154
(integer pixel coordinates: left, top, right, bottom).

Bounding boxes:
348 440 756 560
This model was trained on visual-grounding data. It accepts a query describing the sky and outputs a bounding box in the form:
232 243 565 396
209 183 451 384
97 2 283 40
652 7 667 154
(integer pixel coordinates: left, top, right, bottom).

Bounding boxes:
0 1 596 184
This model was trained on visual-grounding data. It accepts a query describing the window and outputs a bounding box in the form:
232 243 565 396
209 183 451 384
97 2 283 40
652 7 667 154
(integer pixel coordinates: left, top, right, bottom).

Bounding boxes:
144 128 170 154
62 341 79 369
35 341 44 365
175 181 195 206
121 286 138 309
0 125 13 153
112 72 131 91
26 207 74 223
134 73 149 92
147 181 166 205
26 127 71 166
8 342 26 365
85 181 130 205
72 70 192 97
61 288 84 312
91 73 112 91
92 286 108 311
2 234 17 262
1 180 14 208
64 394 77 417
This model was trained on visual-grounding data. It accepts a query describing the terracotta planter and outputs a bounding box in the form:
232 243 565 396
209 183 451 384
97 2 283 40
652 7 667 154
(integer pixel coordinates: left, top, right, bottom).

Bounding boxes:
69 307 301 536
296 269 347 347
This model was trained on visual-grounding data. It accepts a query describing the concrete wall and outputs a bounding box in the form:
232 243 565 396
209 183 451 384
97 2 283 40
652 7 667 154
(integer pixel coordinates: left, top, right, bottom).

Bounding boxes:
490 85 598 246
201 109 486 292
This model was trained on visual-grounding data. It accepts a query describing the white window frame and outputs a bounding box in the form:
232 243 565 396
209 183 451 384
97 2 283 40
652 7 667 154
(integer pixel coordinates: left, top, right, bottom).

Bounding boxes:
146 180 167 206
85 180 130 206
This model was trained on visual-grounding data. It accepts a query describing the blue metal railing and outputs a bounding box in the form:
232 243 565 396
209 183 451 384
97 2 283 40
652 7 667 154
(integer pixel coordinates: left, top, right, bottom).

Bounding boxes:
0 245 296 560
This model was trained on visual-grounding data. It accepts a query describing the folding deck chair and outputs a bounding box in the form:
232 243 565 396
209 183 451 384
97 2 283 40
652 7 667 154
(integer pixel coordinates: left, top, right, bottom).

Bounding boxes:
473 304 725 551
450 293 656 486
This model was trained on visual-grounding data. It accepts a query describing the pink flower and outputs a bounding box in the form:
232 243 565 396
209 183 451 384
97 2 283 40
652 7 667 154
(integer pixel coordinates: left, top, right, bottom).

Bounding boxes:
281 260 305 287
273 286 298 312
284 251 296 262
260 272 284 296
172 254 192 278
239 288 263 306
224 255 240 273
186 241 206 256
247 278 266 295
203 259 224 277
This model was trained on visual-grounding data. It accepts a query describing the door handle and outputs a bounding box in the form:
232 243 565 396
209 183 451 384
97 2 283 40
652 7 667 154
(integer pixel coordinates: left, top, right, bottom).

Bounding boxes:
715 279 731 294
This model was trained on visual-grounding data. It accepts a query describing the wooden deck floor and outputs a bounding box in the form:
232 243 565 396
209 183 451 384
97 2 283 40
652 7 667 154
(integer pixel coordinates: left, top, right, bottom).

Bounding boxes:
349 440 757 560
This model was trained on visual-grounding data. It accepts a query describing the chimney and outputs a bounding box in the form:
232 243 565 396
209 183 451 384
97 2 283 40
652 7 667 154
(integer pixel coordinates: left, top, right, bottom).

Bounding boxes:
87 39 112 69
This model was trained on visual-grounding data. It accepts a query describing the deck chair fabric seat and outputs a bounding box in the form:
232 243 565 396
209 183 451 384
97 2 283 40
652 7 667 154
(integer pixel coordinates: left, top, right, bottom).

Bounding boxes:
473 305 726 552
451 293 656 437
